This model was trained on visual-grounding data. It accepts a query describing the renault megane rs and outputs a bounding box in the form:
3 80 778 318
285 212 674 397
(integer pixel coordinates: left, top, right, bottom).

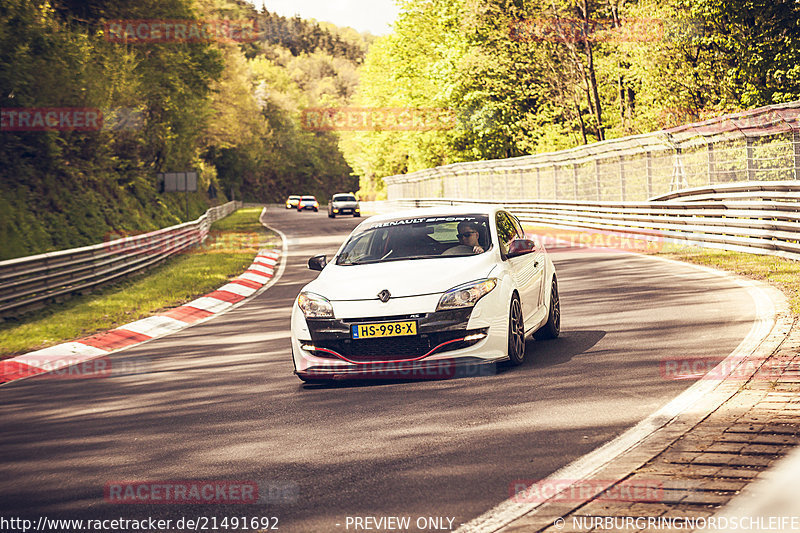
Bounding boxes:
290 206 560 382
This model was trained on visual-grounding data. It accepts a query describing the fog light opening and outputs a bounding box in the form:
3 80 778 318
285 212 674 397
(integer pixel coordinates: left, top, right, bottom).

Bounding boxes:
463 333 487 342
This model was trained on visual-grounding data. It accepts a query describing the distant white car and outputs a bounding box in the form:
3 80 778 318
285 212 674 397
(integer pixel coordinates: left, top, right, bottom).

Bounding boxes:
290 206 560 382
328 193 360 218
297 195 319 212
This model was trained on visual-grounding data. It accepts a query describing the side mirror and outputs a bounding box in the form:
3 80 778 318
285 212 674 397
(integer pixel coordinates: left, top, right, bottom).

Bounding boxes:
308 254 327 271
507 239 536 258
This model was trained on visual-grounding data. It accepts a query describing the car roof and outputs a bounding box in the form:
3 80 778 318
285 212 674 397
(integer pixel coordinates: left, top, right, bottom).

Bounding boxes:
301 195 316 199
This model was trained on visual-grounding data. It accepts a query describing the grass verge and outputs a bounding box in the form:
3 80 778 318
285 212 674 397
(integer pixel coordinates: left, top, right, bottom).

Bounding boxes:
0 207 279 358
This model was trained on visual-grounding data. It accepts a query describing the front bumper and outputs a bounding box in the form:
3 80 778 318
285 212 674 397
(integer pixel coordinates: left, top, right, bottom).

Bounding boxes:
296 357 498 381
331 206 360 215
291 306 508 378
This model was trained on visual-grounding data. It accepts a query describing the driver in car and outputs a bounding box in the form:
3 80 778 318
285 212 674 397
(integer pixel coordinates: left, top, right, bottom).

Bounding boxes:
442 221 485 255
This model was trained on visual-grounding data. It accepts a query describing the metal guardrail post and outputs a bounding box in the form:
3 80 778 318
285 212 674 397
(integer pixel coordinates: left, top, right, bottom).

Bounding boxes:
670 146 688 191
746 137 756 181
794 130 800 180
595 159 602 201
554 165 560 200
573 163 579 200
707 143 715 184
536 167 541 199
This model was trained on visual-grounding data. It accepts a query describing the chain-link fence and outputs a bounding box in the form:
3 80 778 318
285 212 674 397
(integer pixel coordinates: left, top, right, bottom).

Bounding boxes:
383 101 800 202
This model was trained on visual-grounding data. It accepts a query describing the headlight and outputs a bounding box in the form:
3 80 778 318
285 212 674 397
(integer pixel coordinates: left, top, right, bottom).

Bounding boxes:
297 292 334 318
436 278 498 311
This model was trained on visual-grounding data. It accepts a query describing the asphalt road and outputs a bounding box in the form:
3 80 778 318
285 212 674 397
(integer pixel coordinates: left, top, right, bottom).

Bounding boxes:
0 207 758 532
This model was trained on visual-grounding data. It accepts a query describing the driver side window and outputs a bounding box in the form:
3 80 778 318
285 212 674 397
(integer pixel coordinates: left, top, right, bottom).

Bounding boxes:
496 212 521 255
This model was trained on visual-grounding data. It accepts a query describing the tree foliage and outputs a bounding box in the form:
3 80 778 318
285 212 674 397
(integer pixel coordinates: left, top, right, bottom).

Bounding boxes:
344 0 800 198
1 0 368 259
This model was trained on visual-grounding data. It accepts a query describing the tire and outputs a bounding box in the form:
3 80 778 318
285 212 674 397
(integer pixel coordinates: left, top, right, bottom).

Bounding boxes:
328 212 335 218
534 277 560 340
313 208 318 212
507 294 525 365
354 213 360 217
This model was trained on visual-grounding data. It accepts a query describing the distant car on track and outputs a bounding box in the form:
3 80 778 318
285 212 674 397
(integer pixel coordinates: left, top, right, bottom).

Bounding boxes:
297 196 319 212
290 205 560 383
285 195 301 209
327 193 360 218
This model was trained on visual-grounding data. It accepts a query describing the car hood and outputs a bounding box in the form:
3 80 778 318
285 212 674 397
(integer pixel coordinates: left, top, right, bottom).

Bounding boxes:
304 254 497 301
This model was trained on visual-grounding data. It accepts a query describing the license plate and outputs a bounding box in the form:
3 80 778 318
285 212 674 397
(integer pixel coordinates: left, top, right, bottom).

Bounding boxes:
351 321 417 339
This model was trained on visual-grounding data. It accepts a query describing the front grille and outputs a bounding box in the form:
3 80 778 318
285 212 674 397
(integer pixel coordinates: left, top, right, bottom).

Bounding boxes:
313 330 483 362
305 308 478 362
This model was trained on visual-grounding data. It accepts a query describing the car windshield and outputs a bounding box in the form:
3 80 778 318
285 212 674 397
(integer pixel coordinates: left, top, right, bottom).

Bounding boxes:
301 196 316 201
334 195 356 202
336 215 490 265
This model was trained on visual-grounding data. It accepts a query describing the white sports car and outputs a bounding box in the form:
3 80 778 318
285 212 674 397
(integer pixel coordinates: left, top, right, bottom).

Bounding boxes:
290 206 560 382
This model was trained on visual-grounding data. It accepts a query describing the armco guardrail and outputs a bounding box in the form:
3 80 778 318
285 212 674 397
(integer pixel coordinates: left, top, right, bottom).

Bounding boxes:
0 201 241 317
383 101 800 202
388 181 800 261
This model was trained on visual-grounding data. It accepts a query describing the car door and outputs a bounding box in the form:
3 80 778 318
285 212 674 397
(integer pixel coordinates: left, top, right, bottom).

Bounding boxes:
496 211 544 327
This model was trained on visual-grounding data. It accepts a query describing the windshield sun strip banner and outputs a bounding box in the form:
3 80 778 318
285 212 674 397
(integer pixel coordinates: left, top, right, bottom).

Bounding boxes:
365 215 484 230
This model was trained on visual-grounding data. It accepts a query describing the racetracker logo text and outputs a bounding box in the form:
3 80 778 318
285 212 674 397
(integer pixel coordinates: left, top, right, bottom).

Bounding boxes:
32 357 151 380
508 17 703 43
303 361 497 380
105 481 257 504
660 356 794 381
510 479 663 503
300 107 456 131
1 108 101 132
104 19 259 44
530 229 663 254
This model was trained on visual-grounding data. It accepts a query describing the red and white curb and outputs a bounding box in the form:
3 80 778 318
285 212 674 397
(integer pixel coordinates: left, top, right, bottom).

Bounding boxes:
0 248 281 385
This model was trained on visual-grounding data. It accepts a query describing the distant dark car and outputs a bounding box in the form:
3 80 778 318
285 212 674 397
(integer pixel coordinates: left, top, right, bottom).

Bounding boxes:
327 193 360 218
285 195 301 209
297 196 319 212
